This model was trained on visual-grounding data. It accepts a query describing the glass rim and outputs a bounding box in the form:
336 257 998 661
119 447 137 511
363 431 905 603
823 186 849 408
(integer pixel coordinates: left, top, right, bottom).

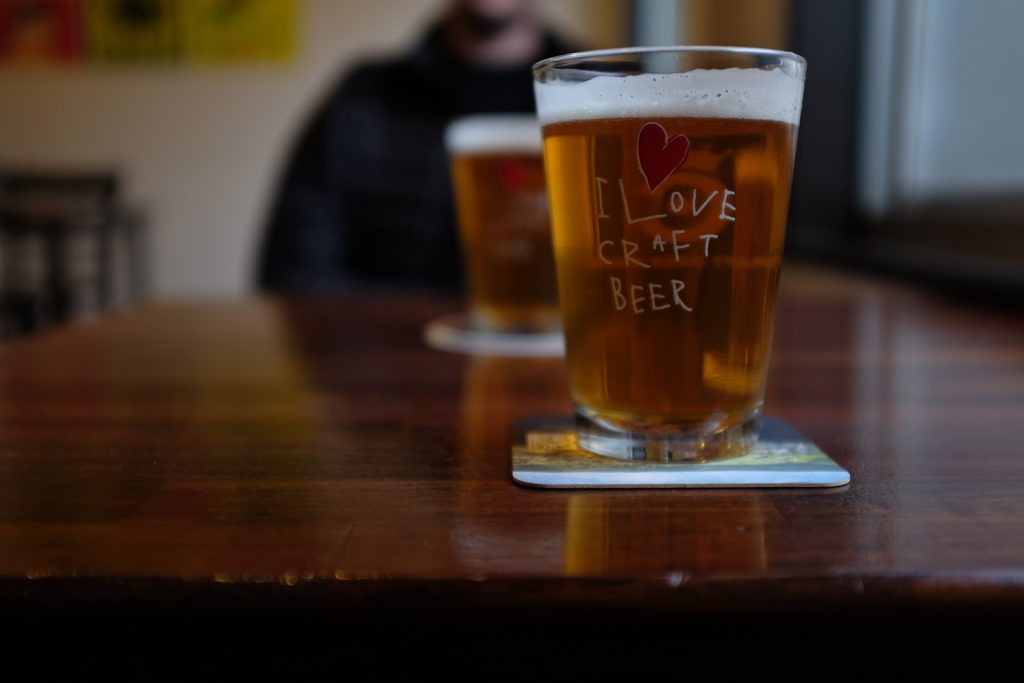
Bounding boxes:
533 45 807 74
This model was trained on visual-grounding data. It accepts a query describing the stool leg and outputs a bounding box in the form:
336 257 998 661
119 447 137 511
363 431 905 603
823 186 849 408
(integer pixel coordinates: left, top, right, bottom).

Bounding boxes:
45 223 72 324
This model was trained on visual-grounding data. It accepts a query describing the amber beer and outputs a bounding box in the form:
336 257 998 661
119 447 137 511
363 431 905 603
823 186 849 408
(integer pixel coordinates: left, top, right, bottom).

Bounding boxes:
446 115 560 331
534 49 805 460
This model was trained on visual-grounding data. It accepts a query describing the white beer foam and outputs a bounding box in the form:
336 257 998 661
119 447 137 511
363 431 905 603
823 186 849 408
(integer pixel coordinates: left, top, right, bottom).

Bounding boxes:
535 68 803 126
445 114 542 153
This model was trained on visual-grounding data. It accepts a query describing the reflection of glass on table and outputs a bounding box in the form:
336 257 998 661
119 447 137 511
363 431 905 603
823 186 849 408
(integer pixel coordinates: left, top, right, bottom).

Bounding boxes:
564 494 769 576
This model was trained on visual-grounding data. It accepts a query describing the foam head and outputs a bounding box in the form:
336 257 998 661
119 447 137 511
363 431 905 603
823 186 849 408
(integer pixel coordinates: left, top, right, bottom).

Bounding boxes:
445 114 543 154
534 68 804 127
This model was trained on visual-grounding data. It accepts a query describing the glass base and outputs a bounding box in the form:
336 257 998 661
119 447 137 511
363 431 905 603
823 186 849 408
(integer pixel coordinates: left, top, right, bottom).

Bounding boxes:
575 407 761 462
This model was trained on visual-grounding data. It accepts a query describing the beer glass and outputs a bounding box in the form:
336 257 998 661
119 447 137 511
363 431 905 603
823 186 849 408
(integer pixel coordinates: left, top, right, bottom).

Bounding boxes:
445 115 560 332
533 47 805 461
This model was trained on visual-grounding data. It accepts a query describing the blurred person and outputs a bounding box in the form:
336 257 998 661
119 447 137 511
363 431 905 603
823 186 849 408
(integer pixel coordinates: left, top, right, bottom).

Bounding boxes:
256 0 572 293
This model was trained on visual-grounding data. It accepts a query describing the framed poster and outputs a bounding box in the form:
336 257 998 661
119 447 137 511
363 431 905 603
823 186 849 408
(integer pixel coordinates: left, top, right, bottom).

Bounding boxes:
0 0 82 64
180 0 296 63
85 0 179 62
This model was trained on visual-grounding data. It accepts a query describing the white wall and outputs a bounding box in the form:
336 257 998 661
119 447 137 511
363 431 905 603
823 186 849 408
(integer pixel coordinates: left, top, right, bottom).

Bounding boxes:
860 0 1024 213
0 0 624 297
913 0 1024 198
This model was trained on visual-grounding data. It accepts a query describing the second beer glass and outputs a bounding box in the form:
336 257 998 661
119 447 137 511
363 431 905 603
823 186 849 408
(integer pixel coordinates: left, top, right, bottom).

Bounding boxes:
446 115 560 333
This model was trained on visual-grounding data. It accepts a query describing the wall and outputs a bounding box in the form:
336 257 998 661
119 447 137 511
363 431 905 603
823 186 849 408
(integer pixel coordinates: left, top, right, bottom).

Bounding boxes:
681 0 790 49
633 0 790 56
860 0 1024 212
0 0 626 297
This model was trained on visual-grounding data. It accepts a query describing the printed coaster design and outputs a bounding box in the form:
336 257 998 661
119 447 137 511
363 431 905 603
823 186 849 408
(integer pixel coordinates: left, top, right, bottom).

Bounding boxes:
513 416 850 489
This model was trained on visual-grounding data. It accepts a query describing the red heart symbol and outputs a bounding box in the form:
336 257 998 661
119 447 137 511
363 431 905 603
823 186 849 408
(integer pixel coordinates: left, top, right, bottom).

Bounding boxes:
637 122 690 192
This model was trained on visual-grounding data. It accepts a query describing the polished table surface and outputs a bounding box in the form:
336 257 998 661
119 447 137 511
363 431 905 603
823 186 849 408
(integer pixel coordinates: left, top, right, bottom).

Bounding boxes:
2 263 1024 629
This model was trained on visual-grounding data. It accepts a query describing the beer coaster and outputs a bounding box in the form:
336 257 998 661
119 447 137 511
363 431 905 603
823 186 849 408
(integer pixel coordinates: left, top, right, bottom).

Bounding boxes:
512 416 850 489
424 313 564 357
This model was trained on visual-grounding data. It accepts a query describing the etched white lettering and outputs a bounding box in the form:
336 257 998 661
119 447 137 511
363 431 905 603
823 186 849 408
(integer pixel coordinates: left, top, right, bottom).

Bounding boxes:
622 240 650 269
610 277 627 310
720 189 737 222
596 177 610 219
670 190 685 213
692 189 719 216
671 230 690 262
599 240 615 265
700 233 718 257
630 285 646 314
671 279 694 312
619 178 667 225
649 283 670 310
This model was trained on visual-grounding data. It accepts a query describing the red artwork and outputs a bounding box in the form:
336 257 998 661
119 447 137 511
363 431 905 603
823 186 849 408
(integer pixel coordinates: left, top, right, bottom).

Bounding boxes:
636 122 691 192
0 0 82 64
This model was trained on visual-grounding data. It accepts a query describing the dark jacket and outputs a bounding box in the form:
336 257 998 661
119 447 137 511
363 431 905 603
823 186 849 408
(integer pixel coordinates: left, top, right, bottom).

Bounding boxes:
256 25 572 293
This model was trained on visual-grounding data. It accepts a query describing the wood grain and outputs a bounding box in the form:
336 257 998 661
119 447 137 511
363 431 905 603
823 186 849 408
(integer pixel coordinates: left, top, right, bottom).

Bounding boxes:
0 263 1023 622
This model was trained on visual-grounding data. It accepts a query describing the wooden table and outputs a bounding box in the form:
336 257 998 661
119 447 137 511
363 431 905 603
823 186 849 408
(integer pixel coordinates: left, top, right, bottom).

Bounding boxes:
2 263 1022 673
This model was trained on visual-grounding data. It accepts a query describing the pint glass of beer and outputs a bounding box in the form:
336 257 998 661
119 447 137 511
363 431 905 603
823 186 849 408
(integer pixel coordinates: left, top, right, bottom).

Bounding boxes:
533 48 805 460
445 115 560 332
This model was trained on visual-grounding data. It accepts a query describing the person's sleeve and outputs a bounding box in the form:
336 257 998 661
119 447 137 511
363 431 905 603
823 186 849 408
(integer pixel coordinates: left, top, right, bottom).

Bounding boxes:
256 83 352 293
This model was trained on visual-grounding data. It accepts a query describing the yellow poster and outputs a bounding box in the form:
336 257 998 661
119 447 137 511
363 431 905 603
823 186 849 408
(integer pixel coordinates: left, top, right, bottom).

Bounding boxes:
85 0 180 62
179 0 296 63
